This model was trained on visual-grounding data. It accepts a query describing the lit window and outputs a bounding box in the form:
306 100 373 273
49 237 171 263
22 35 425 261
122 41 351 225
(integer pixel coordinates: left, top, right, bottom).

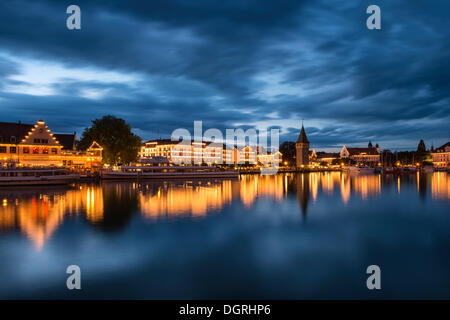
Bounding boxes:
33 147 39 154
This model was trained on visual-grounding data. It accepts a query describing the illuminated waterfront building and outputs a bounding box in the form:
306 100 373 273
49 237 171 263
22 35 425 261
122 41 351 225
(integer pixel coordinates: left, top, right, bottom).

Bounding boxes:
340 145 380 164
308 150 317 163
0 120 102 169
140 139 230 164
431 142 450 168
316 152 340 164
257 147 282 165
140 139 281 166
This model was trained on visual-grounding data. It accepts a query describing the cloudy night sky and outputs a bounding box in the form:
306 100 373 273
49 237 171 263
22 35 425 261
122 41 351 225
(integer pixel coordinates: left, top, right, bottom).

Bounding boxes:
0 0 449 151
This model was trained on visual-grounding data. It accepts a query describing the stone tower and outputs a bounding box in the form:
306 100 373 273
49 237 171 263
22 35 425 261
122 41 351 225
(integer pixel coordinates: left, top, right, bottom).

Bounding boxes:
296 124 310 168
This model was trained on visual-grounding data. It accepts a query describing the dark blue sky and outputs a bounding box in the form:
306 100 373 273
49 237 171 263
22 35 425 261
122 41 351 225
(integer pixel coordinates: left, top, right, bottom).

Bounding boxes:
0 0 449 151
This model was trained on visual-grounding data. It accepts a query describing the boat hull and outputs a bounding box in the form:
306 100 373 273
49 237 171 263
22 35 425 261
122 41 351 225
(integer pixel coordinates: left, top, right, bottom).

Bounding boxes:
343 166 374 174
101 171 239 180
0 174 80 186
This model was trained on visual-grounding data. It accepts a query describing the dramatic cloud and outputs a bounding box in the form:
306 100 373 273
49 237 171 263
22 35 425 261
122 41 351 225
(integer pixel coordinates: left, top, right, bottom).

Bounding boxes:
0 0 449 150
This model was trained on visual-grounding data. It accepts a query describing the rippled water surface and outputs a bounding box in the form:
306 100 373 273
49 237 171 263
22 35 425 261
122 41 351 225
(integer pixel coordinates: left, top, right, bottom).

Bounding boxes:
0 172 449 299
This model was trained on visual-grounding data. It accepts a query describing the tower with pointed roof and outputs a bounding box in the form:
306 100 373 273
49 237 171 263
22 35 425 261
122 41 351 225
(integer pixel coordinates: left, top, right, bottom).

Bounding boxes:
296 124 310 167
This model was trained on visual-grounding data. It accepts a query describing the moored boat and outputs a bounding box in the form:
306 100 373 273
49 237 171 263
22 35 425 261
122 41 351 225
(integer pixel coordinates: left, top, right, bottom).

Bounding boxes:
382 166 394 174
101 165 239 180
343 166 374 174
0 167 80 186
420 165 434 173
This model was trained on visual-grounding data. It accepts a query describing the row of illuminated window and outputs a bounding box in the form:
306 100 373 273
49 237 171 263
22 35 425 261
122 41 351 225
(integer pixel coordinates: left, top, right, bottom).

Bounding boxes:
432 155 450 160
0 146 58 154
0 138 50 144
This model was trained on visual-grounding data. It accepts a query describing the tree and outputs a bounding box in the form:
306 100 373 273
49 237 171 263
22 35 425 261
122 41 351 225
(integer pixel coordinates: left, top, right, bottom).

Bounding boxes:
279 141 296 166
78 115 142 165
417 139 426 153
416 139 431 164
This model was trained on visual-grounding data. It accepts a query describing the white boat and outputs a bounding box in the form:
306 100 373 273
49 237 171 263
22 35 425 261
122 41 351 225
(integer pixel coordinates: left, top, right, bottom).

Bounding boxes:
101 165 239 180
0 167 80 186
343 166 374 174
421 165 434 173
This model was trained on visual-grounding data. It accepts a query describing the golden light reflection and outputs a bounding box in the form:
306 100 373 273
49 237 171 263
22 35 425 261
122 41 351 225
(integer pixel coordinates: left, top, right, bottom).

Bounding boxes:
1 172 447 251
239 175 284 208
139 180 233 219
0 186 104 251
352 174 381 200
340 173 351 204
310 173 319 202
431 172 450 200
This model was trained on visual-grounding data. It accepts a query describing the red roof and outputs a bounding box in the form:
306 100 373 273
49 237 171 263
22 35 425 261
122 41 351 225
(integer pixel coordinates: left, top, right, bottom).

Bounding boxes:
435 142 450 152
345 147 379 155
0 121 33 143
317 152 339 159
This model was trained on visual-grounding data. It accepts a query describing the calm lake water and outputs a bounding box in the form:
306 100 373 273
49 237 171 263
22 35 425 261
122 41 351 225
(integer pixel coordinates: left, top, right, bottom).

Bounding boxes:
0 172 449 299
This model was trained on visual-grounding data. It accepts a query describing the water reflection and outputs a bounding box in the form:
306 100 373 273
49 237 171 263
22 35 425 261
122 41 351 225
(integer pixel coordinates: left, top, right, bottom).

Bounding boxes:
0 186 103 250
0 172 448 250
432 172 450 200
139 180 234 219
296 174 310 218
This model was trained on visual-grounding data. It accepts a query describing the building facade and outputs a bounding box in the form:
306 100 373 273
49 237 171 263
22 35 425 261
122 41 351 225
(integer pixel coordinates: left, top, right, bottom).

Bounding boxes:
296 125 310 167
0 120 102 169
140 139 281 166
340 145 380 164
316 152 340 164
432 142 450 168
